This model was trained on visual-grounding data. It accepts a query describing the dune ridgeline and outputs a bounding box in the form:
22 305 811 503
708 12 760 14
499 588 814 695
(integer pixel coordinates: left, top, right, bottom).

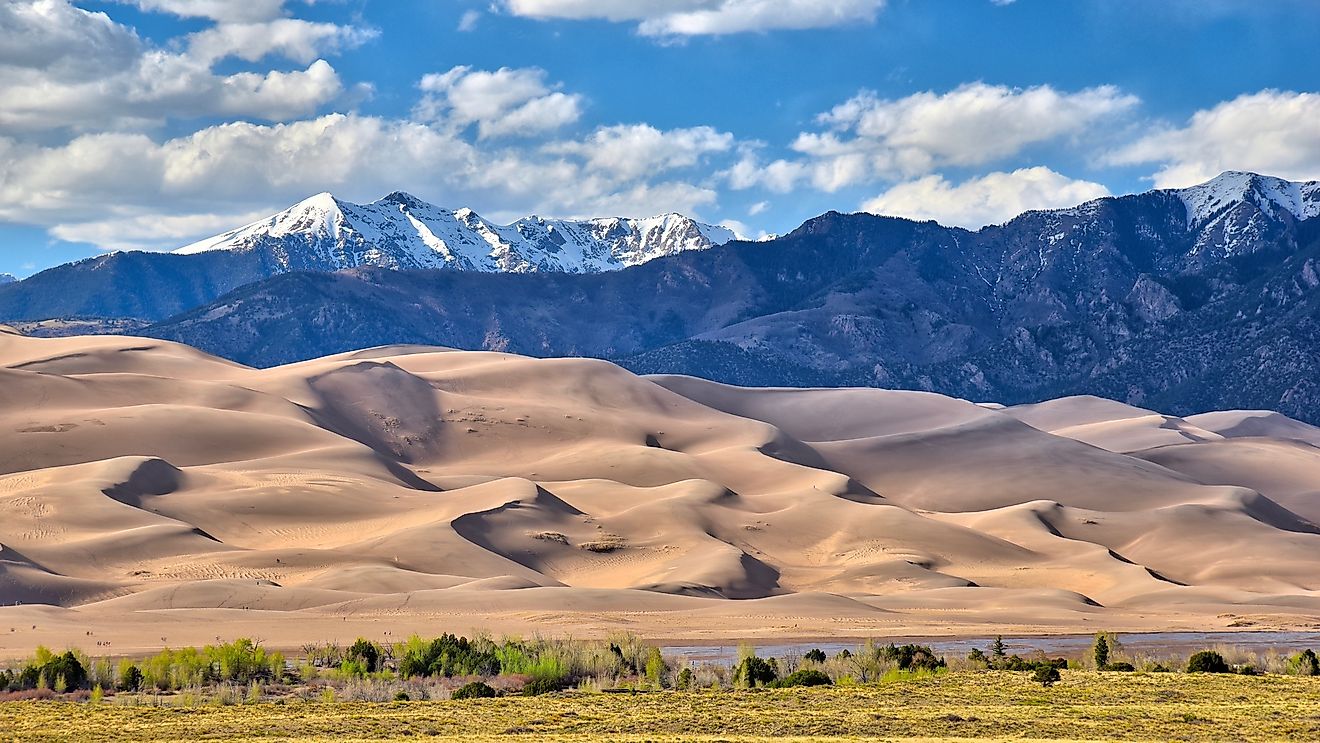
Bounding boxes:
4 325 1320 653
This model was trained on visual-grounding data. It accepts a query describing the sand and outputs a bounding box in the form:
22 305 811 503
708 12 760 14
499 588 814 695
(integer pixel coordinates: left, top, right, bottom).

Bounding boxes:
3 327 1320 658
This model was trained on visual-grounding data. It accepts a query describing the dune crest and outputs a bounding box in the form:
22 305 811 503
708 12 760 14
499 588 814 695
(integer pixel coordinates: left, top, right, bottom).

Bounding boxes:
3 332 1320 651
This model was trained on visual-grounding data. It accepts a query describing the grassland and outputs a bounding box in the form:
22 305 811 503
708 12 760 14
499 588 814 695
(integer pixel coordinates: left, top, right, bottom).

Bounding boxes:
4 671 1320 742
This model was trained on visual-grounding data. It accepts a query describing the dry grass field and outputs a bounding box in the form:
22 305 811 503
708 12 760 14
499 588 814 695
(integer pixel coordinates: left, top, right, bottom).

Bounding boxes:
4 671 1319 742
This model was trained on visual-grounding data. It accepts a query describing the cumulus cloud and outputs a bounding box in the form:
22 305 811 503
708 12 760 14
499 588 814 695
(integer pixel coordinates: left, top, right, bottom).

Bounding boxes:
187 18 377 64
458 9 482 31
545 124 734 181
862 167 1110 228
415 66 583 139
0 0 363 133
501 0 886 36
724 83 1135 193
1108 90 1320 187
0 112 733 249
124 0 287 23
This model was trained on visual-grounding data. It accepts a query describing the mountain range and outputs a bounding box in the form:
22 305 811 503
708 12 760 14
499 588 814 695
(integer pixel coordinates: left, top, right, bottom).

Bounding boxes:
3 171 1319 422
0 194 734 321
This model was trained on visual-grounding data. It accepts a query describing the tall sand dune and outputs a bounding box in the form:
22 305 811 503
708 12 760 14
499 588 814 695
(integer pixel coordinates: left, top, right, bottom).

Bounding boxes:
3 326 1320 654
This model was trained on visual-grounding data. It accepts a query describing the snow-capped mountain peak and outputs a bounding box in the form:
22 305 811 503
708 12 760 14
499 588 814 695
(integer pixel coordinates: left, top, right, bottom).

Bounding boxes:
1172 171 1320 228
0 273 16 285
175 193 736 274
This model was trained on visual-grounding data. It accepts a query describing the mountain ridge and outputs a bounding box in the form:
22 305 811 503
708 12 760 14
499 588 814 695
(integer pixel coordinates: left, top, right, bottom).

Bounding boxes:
140 171 1320 423
174 190 737 273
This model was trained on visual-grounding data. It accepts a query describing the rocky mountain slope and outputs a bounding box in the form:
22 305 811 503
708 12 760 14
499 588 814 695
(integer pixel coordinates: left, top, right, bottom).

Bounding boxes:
0 194 733 321
144 172 1320 422
176 191 736 273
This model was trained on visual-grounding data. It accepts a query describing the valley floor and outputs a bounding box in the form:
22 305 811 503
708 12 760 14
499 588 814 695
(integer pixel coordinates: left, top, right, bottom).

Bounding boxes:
4 672 1318 741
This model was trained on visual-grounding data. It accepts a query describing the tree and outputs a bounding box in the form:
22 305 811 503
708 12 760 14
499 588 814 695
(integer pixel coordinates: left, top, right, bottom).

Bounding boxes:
452 681 497 699
1186 650 1230 674
676 667 695 690
733 655 778 688
804 648 827 665
1092 634 1110 670
644 646 669 689
348 638 380 674
117 662 143 692
772 669 832 688
1291 649 1320 676
1032 663 1061 688
991 636 1007 660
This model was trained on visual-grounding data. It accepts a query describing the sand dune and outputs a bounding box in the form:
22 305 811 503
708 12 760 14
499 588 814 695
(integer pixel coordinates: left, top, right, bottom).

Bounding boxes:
3 326 1320 655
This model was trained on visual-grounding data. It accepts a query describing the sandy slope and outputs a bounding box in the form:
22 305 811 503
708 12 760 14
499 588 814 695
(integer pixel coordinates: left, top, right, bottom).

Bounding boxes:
2 327 1320 657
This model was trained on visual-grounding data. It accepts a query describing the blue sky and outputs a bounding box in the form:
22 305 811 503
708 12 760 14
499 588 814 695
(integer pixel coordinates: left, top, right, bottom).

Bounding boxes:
2 0 1319 277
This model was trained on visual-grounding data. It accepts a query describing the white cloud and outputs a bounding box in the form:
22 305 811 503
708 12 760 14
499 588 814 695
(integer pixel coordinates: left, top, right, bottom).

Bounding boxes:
723 84 1136 194
458 9 481 31
545 124 734 181
501 0 886 36
0 0 140 72
0 1 359 133
862 167 1110 228
125 0 287 22
50 209 275 252
1108 90 1320 187
790 83 1138 190
187 18 377 64
0 112 733 249
748 200 769 215
415 66 583 139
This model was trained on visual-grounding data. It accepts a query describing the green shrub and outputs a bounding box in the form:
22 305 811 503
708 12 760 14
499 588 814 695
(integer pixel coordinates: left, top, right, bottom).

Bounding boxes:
804 649 827 664
397 634 500 678
1187 650 1230 674
521 676 565 696
967 648 988 665
772 669 833 688
393 691 411 702
1032 664 1061 688
1092 634 1110 670
117 662 143 692
733 655 778 688
347 638 381 674
19 649 87 691
452 681 498 699
1102 662 1135 672
676 667 695 690
1289 649 1319 676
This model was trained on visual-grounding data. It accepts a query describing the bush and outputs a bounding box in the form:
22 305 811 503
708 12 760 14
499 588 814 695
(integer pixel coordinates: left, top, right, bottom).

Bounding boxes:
1102 662 1135 672
1092 634 1110 670
878 644 945 672
521 677 564 696
397 634 500 678
117 662 143 692
804 649 827 664
1187 650 1230 674
452 681 498 700
1032 664 1061 688
676 667 695 690
771 669 832 688
19 649 87 692
967 648 988 665
393 691 410 702
1289 649 1320 676
347 638 381 674
733 656 778 688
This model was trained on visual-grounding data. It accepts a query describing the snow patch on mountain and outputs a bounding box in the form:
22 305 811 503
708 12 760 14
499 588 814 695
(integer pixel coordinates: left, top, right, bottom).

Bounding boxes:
176 192 737 273
0 273 16 285
1172 171 1320 228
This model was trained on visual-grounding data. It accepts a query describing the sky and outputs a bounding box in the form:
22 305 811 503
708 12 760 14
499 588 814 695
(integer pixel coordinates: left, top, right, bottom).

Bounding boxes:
2 0 1319 277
